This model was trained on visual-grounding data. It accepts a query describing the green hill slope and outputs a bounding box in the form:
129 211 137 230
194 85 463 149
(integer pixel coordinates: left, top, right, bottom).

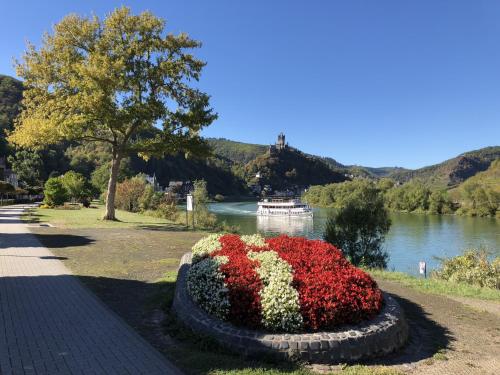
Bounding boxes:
206 138 268 164
244 148 347 190
450 159 500 217
389 146 500 187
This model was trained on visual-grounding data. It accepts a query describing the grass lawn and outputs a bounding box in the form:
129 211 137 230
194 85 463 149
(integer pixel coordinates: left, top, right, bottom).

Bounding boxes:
28 206 403 375
368 269 500 301
23 203 180 229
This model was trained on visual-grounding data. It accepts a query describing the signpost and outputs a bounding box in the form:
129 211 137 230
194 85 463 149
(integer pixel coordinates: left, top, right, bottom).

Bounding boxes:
186 194 194 228
419 261 427 278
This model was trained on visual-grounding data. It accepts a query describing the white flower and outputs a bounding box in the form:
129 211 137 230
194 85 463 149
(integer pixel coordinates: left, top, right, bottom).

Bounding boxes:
241 234 267 247
191 233 224 263
187 255 230 319
248 250 303 332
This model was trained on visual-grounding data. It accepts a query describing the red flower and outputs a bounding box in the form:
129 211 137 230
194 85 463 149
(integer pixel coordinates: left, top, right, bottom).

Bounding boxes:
212 235 263 328
207 234 383 331
266 235 382 330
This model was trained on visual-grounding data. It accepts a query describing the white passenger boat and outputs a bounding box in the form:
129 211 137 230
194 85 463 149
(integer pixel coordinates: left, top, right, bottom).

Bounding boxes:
256 197 313 217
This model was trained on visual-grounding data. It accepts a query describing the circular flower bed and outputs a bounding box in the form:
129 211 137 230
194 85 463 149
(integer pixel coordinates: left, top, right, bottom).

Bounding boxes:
187 234 383 333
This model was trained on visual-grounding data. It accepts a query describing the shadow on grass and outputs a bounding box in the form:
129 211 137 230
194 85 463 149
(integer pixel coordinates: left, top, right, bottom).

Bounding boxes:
136 224 192 232
72 273 454 373
22 214 43 223
0 211 41 218
0 233 94 249
0 254 68 260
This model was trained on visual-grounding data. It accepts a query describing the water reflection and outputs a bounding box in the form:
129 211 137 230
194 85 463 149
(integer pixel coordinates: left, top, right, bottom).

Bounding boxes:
256 216 314 236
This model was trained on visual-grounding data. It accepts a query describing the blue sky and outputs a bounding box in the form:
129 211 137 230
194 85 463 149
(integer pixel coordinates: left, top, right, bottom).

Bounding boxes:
1 1 499 169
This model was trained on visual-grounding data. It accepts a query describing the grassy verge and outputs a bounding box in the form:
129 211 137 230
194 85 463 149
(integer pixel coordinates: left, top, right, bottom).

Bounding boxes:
368 269 500 301
23 204 182 229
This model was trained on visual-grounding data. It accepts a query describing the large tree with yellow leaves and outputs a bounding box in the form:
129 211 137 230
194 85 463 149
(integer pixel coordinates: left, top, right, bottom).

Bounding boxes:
9 7 216 220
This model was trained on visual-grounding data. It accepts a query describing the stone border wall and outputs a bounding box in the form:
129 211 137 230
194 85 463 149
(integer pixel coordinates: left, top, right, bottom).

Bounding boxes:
172 253 408 363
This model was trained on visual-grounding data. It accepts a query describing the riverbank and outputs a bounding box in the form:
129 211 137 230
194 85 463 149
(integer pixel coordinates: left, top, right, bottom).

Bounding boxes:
305 201 499 220
369 269 500 303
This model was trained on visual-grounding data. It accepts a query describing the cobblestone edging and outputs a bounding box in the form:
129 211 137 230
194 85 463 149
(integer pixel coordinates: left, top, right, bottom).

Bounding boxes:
172 253 409 363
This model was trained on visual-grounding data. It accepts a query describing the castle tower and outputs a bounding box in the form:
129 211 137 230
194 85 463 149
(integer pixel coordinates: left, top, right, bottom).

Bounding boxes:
276 132 286 150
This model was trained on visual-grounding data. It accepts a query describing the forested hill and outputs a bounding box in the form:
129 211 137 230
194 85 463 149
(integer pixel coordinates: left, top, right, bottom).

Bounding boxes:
388 146 500 187
205 138 499 188
244 148 347 189
206 138 268 164
0 75 23 157
207 138 409 178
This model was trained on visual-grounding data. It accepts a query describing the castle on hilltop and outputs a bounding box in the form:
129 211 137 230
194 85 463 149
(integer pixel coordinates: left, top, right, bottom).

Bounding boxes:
269 132 288 155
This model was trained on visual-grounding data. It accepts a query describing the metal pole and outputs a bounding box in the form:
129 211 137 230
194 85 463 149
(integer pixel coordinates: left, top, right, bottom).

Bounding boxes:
192 201 195 229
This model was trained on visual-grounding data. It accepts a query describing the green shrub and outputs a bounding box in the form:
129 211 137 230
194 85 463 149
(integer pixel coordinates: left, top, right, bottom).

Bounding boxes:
433 249 500 289
43 177 68 207
115 175 147 212
194 209 218 228
60 171 93 204
156 194 179 221
193 179 218 229
139 184 155 211
214 194 225 202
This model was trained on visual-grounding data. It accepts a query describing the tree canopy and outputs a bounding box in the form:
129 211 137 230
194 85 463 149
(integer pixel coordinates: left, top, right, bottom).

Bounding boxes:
9 7 216 219
323 181 391 269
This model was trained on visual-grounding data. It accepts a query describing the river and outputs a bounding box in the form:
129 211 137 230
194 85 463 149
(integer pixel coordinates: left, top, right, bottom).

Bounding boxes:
209 201 500 275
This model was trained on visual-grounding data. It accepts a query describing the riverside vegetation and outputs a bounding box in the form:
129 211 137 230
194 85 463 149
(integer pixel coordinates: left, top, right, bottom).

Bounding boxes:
303 163 500 218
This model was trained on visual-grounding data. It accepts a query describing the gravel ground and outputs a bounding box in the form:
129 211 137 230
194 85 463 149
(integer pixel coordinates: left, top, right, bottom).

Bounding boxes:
376 279 500 375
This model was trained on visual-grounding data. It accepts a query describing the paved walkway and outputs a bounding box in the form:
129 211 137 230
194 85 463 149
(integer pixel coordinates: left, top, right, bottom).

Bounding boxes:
0 205 181 375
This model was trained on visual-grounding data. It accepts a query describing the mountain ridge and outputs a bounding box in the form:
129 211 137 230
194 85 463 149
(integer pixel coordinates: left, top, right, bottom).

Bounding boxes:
206 137 499 187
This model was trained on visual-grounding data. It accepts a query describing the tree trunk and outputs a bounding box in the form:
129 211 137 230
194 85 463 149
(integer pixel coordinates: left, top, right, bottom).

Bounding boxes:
103 154 122 220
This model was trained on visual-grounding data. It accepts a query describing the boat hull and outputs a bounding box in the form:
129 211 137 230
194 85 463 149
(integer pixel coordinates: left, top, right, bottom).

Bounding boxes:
256 210 313 217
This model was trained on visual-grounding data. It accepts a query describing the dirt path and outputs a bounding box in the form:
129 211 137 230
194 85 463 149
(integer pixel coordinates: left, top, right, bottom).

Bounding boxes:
376 279 500 375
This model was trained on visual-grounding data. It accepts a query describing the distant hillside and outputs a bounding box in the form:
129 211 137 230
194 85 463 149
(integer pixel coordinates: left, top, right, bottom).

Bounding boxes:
310 156 346 170
454 158 500 194
359 166 410 178
448 159 500 217
244 148 347 190
207 137 409 178
389 146 500 187
206 138 268 164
